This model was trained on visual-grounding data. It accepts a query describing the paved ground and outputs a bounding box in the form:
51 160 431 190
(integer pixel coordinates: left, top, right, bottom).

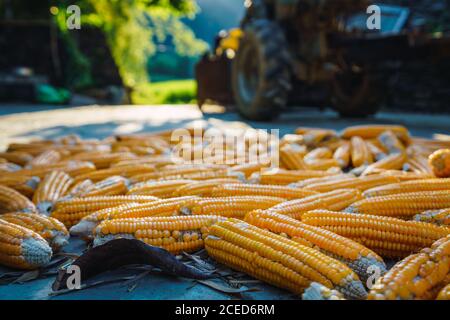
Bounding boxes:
0 104 449 300
1 104 449 150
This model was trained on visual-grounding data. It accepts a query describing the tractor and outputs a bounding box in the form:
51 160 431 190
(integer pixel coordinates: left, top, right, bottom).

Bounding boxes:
196 0 450 120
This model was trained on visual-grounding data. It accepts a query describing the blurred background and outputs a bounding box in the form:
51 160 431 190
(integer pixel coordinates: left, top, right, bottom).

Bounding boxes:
0 0 449 114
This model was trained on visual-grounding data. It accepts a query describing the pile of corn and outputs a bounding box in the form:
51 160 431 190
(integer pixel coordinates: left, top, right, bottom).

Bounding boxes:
0 125 450 300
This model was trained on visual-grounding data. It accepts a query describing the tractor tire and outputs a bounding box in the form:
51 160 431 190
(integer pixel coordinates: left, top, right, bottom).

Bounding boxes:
330 66 385 118
232 19 292 121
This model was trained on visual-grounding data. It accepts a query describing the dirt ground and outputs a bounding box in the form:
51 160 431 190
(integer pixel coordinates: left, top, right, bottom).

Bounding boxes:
1 104 449 150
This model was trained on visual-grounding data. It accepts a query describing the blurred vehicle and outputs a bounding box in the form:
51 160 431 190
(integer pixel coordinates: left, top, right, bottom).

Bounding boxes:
196 0 450 120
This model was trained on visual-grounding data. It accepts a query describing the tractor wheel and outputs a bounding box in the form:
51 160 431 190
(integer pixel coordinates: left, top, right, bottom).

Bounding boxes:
330 63 385 118
232 19 291 121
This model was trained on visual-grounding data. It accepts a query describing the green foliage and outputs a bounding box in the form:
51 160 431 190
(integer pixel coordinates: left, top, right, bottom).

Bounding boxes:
132 79 196 104
55 0 208 89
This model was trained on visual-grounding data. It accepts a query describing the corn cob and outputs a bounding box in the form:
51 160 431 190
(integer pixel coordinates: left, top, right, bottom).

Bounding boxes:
211 183 318 200
361 153 407 176
66 179 94 197
130 165 227 183
112 156 178 168
350 136 373 167
304 147 333 162
302 210 450 258
341 125 410 144
366 141 387 161
437 283 450 300
73 164 155 183
0 175 40 198
205 219 367 299
429 149 450 178
245 210 386 282
333 143 351 168
94 196 199 221
378 130 406 155
128 179 195 198
0 151 33 166
303 175 400 193
302 129 339 147
302 282 345 300
181 196 285 218
280 134 305 146
27 150 61 168
77 176 129 197
288 173 355 188
230 162 270 178
305 159 341 171
0 219 53 270
3 161 96 179
50 195 160 228
0 212 69 250
345 190 450 218
279 144 307 170
375 170 434 181
0 185 36 214
368 235 450 300
363 178 450 198
413 209 450 226
0 162 21 173
70 203 142 238
70 151 137 169
172 179 242 197
32 171 73 214
253 168 335 185
94 215 222 253
268 189 362 219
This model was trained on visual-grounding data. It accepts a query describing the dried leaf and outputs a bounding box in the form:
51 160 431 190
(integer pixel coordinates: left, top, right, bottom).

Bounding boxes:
196 279 259 294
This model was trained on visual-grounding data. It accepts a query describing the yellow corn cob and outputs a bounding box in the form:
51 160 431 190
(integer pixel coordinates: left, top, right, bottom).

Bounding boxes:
172 179 242 197
350 136 373 167
0 185 36 214
245 210 386 282
361 153 407 176
378 130 406 155
27 150 61 168
50 195 160 228
3 161 96 179
205 219 367 299
302 282 345 300
363 178 450 198
230 162 270 178
0 212 69 250
375 170 434 181
345 190 450 218
368 235 450 300
130 164 227 183
437 283 450 300
0 151 33 166
97 196 200 221
333 143 351 168
429 149 450 178
302 129 339 147
413 209 450 226
305 159 341 171
128 179 195 198
32 171 73 214
182 196 285 218
0 161 22 172
304 147 333 161
73 164 155 183
280 134 305 146
0 220 53 270
288 174 355 188
253 168 336 185
279 144 307 170
112 156 177 168
268 189 362 219
77 176 129 197
304 175 400 193
302 210 450 258
70 203 142 238
70 151 137 169
0 175 40 198
366 141 387 161
66 179 94 197
211 183 318 200
341 125 410 144
94 215 223 254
